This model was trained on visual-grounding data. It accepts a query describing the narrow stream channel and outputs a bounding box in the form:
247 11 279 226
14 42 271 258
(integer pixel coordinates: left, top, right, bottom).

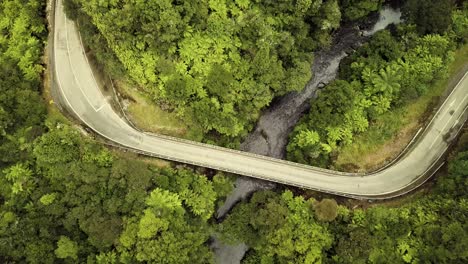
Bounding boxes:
212 6 402 264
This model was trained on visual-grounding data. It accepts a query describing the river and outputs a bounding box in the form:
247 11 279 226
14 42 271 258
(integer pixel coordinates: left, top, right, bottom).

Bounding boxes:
212 6 402 264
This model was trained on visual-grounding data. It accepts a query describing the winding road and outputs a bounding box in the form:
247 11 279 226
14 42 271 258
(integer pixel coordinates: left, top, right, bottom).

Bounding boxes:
52 0 468 199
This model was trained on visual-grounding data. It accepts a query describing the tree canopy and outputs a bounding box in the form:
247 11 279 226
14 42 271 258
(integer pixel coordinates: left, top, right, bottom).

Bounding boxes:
0 119 234 262
339 0 384 21
0 0 46 166
220 190 334 263
402 0 456 35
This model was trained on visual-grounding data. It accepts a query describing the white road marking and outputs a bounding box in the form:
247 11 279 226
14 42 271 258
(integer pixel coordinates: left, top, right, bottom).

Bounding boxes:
448 99 456 108
76 21 106 99
64 17 107 112
96 105 105 112
456 94 468 111
428 136 440 150
64 17 100 112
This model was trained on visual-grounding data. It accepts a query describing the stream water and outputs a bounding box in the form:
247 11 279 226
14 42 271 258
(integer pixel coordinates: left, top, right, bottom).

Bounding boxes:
212 6 402 264
363 7 402 36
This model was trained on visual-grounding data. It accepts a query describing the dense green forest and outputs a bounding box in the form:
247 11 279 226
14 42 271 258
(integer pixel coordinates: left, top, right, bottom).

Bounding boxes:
287 0 468 166
1 0 467 263
2 120 234 262
63 0 386 143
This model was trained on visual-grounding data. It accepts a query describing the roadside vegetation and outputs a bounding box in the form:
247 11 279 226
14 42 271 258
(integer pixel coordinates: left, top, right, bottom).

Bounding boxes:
287 0 468 168
335 44 468 171
114 79 190 138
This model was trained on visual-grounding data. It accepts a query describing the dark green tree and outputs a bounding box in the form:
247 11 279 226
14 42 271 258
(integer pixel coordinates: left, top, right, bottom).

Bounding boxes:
403 0 456 35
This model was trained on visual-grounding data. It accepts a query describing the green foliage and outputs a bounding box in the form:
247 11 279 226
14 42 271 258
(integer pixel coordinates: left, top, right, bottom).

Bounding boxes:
0 2 54 262
39 193 57 205
34 124 81 166
402 0 456 35
212 172 235 199
0 0 46 166
0 121 225 262
314 198 339 222
330 147 468 263
55 236 79 260
153 168 229 220
450 3 468 44
63 0 343 139
3 163 34 195
119 186 213 264
339 0 384 21
287 80 369 164
332 193 468 263
221 190 333 263
435 151 468 198
0 0 46 82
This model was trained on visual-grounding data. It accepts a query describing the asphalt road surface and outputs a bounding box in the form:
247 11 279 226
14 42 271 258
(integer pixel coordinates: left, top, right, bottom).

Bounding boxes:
53 0 468 199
